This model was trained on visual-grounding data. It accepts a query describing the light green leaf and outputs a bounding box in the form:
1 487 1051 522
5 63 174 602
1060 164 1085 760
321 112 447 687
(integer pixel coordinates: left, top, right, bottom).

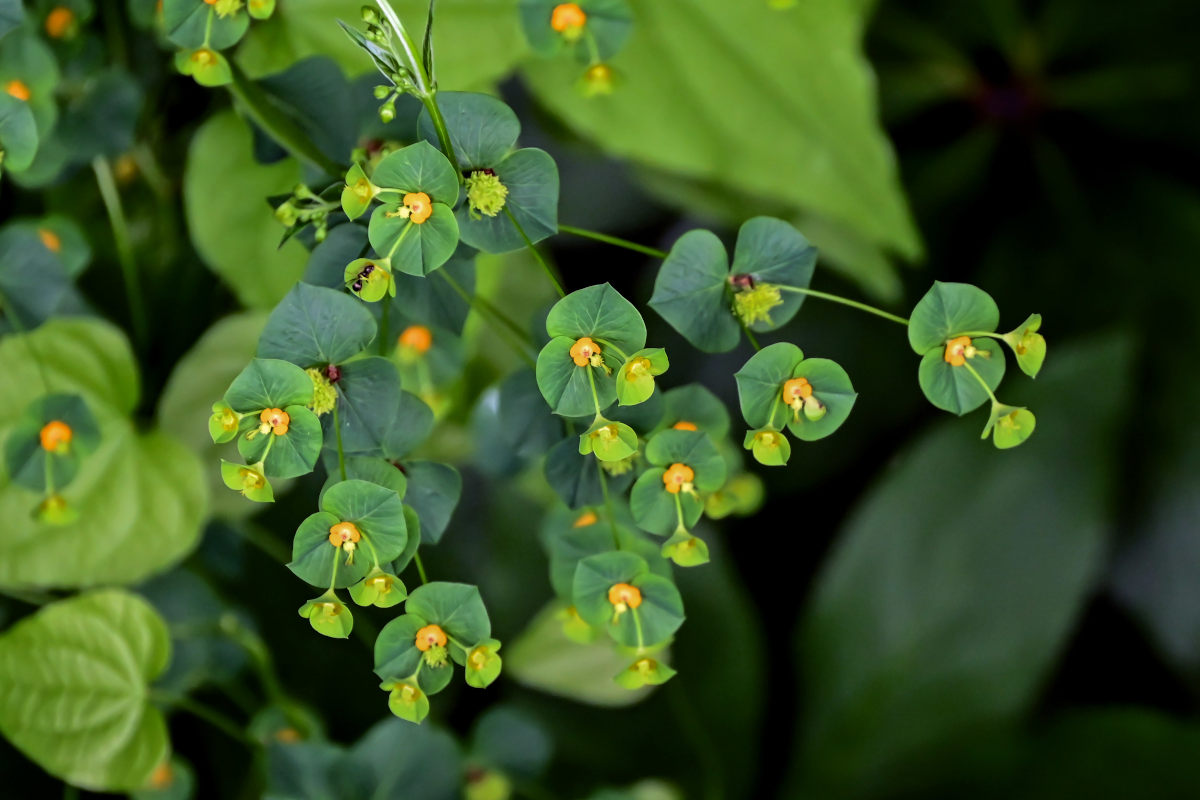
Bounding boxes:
521 0 921 264
184 111 307 308
908 281 1000 355
0 590 170 791
236 0 528 88
546 283 647 355
917 339 1006 416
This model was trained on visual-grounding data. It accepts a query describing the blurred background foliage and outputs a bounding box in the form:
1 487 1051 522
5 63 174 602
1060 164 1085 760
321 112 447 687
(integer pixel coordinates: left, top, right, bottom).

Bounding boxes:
2 0 1200 797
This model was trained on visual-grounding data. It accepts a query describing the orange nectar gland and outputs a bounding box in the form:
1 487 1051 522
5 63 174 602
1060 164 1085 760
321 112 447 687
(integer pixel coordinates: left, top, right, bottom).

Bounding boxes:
662 462 695 495
328 521 361 550
38 228 61 252
44 7 74 38
551 3 587 39
393 191 432 224
782 377 813 407
570 337 604 368
39 420 72 453
415 624 448 651
624 356 652 380
672 420 698 431
944 335 975 367
258 407 290 436
607 582 643 614
573 510 598 528
149 761 174 790
238 467 265 492
189 48 217 68
398 325 433 354
5 79 30 102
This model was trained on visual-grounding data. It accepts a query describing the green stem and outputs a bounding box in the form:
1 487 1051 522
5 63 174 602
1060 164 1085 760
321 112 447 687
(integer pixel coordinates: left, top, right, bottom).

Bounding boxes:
360 530 382 568
92 156 148 348
741 322 761 351
630 606 645 651
227 63 344 176
219 615 286 705
328 548 341 592
558 224 669 259
438 270 536 367
234 522 292 564
593 337 629 362
385 217 416 259
586 365 604 417
597 462 621 551
380 301 391 355
155 693 253 746
419 93 463 179
962 360 1001 406
506 207 565 297
777 285 909 326
673 492 687 534
412 551 429 584
332 400 347 481
666 681 726 800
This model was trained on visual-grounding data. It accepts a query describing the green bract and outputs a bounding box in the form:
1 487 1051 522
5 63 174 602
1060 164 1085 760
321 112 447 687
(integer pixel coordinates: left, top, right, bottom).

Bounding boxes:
536 284 649 417
578 416 639 462
223 357 315 411
918 338 1006 416
615 347 669 406
734 342 857 442
907 281 1000 355
660 384 731 438
629 429 726 537
571 551 684 648
162 0 249 51
288 478 410 589
419 92 559 254
368 141 461 276
374 582 497 708
0 590 170 791
298 591 354 639
256 283 377 366
1003 313 1046 378
650 217 818 352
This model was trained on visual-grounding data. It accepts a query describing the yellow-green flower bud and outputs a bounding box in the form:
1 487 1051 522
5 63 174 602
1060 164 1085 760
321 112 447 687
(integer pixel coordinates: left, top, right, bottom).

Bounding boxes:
731 282 784 326
306 368 337 416
465 169 509 218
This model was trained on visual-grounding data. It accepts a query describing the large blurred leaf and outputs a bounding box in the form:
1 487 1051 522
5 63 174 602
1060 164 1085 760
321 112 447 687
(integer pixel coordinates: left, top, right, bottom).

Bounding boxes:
184 111 307 308
237 0 528 89
522 0 921 281
0 590 170 791
0 319 207 588
788 335 1130 798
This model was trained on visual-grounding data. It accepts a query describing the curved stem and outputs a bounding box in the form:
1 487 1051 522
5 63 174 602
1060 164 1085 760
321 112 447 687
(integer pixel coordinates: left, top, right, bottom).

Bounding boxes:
412 551 429 584
962 360 1001 406
92 156 148 349
586 366 604 417
740 321 761 351
593 337 629 363
506 207 564 297
777 285 909 326
154 693 253 746
420 94 463 179
558 224 669 259
438 270 536 367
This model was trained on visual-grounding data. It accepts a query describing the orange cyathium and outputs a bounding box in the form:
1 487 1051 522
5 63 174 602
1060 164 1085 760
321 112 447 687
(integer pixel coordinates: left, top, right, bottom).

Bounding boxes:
39 420 72 453
662 463 695 494
415 623 448 652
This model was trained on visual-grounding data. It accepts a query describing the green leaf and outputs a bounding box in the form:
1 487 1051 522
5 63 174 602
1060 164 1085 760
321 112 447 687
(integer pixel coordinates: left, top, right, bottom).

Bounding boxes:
907 281 1001 354
788 336 1131 797
289 479 408 588
0 0 24 40
518 0 632 61
405 581 492 645
521 0 921 265
572 551 684 648
184 111 307 308
734 342 804 429
236 0 528 89
630 468 701 536
257 282 378 366
322 357 433 458
535 336 616 417
0 590 170 791
649 229 739 353
368 200 461 276
0 92 37 172
787 357 857 441
3 393 101 492
321 456 407 500
918 339 1006 416
643 428 726 490
223 358 314 412
417 91 519 169
505 602 654 706
546 283 647 356
371 140 461 205
730 216 818 331
400 460 460 544
544 435 634 509
458 148 559 254
162 0 248 49
237 404 322 478
374 615 452 694
6 214 91 277
661 384 731 438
